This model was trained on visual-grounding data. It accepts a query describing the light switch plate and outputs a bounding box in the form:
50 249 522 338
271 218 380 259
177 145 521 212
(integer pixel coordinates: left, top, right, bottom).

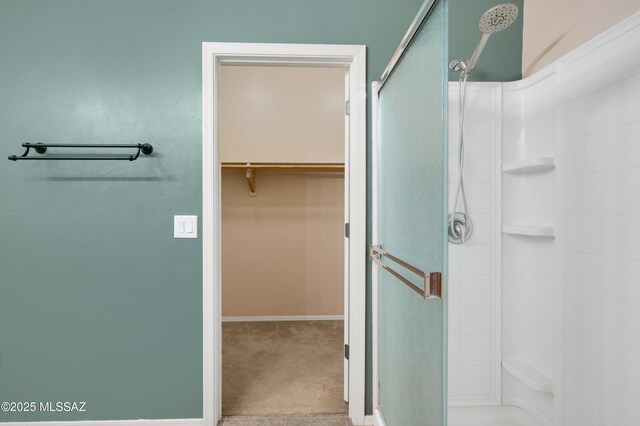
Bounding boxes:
174 215 198 239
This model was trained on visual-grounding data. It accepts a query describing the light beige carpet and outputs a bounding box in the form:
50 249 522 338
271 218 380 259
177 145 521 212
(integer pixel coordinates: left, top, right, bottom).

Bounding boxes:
222 321 347 416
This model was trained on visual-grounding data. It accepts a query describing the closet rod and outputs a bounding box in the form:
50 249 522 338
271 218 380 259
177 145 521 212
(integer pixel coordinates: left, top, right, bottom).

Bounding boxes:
221 162 344 169
8 143 153 161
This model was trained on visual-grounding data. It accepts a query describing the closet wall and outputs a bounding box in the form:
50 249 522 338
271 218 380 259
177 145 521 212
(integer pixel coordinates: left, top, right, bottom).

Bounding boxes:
220 65 347 318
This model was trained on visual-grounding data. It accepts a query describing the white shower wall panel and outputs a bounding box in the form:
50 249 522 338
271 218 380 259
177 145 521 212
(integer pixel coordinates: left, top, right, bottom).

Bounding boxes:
447 11 640 426
448 83 502 405
498 10 640 426
559 17 640 425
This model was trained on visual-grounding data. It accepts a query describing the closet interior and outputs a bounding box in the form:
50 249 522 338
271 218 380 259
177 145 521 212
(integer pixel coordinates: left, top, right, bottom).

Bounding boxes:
219 64 348 417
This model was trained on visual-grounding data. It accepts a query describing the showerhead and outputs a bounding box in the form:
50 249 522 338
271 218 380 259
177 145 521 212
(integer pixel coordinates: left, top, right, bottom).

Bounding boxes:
478 3 519 34
449 3 520 76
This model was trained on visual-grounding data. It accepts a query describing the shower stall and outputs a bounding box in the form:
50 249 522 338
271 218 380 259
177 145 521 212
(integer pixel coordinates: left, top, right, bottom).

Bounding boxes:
373 1 640 425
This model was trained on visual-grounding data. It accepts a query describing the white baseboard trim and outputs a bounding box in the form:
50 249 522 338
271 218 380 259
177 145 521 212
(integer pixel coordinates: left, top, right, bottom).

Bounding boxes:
371 408 385 426
221 315 344 322
0 419 202 426
362 415 374 426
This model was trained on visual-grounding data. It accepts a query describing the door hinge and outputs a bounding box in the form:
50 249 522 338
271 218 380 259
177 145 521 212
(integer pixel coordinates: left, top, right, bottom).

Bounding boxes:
345 100 350 116
345 222 350 238
344 344 350 360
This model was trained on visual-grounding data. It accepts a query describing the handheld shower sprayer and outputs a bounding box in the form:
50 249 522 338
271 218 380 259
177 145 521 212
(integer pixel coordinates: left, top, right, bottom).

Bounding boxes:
449 3 519 78
448 3 519 244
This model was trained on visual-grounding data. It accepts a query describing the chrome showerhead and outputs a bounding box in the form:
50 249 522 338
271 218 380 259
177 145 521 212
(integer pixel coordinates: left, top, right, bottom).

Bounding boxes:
478 3 519 34
449 3 520 76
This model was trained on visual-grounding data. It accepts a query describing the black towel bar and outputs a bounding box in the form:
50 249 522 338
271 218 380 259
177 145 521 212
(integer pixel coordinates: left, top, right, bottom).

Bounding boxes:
8 143 154 161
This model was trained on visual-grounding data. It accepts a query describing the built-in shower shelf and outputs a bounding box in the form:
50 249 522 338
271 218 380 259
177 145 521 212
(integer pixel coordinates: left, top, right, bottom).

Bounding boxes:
502 359 554 394
503 157 555 174
502 225 555 237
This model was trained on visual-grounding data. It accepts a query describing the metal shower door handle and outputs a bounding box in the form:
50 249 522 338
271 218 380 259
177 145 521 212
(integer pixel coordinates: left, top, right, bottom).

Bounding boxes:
370 245 443 299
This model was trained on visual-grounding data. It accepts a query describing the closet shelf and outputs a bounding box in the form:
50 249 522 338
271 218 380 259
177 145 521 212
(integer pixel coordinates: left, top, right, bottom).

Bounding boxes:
221 162 345 196
502 225 554 237
502 359 554 394
503 157 555 174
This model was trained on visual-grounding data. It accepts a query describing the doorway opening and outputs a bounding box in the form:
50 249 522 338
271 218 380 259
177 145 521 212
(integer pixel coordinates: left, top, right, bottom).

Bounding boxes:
202 43 366 426
220 63 347 417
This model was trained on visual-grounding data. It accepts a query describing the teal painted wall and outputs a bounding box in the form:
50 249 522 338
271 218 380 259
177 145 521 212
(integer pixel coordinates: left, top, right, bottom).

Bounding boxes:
449 0 524 81
0 0 427 421
0 0 522 421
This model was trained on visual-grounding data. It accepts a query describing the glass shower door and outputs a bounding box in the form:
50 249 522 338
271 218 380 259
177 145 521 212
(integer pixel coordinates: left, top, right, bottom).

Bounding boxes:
372 0 448 425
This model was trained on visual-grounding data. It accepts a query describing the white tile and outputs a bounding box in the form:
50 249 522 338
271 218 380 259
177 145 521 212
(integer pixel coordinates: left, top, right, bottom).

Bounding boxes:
449 335 463 366
603 215 640 260
449 305 462 336
463 183 492 214
602 169 640 215
601 121 640 172
450 122 493 159
562 47 604 103
603 300 640 356
566 290 603 338
447 274 463 306
601 383 640 426
463 90 495 124
566 214 603 255
602 342 640 402
460 305 492 336
566 174 602 214
564 399 599 426
459 365 492 397
565 363 602 419
600 26 640 84
522 78 558 158
603 257 640 309
461 335 492 366
566 252 603 297
466 214 491 246
448 244 464 275
448 183 460 211
565 132 603 177
565 326 602 378
456 245 492 275
462 122 493 153
601 73 640 130
461 152 492 184
460 274 493 306
448 366 464 397
564 90 603 139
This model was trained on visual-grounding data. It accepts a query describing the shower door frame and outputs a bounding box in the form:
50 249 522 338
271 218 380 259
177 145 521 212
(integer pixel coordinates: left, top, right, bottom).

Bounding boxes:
371 0 448 424
202 42 367 426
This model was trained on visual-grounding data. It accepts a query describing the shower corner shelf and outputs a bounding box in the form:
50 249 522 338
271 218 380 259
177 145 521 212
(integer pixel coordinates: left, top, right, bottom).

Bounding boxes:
503 157 555 174
503 225 555 238
502 359 554 394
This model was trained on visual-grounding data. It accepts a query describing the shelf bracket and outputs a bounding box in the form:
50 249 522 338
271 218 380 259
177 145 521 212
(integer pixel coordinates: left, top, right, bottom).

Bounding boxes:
245 163 257 197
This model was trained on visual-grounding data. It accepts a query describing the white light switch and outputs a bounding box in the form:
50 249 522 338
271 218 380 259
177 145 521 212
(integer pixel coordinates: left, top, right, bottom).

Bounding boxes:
174 215 198 239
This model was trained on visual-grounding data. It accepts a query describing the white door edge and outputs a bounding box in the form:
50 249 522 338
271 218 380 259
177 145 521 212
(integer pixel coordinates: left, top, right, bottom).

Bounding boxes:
344 70 351 403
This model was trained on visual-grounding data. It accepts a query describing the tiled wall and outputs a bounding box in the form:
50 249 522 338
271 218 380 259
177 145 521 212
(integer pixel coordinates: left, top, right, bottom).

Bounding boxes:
447 14 640 422
561 17 640 426
448 83 501 404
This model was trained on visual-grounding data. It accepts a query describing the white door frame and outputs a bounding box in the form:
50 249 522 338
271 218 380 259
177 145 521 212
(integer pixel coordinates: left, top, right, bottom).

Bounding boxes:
370 81 383 424
202 42 367 426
